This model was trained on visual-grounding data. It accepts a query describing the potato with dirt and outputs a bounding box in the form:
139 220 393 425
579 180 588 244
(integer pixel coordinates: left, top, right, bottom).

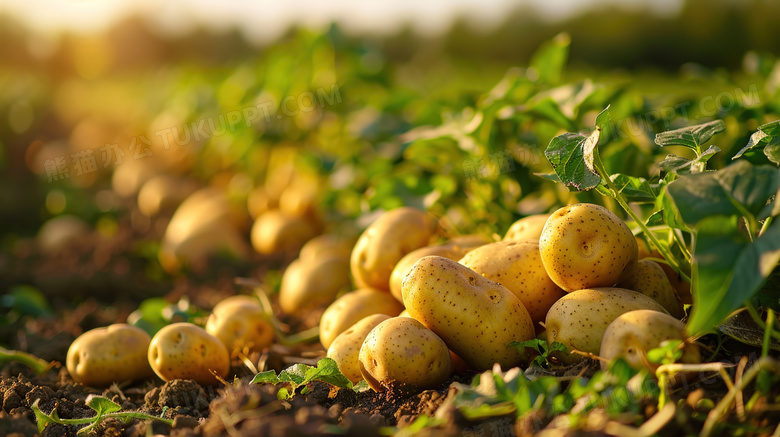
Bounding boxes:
459 240 565 333
327 314 391 383
319 288 404 349
359 317 452 391
350 207 437 291
66 324 154 387
539 203 637 292
205 295 274 354
402 256 535 371
503 213 550 242
617 259 684 319
600 309 701 371
148 322 230 385
279 255 352 315
545 287 669 357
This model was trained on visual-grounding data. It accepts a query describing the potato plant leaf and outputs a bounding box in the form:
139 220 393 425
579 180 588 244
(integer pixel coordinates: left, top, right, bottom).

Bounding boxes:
529 32 570 85
654 120 726 150
732 119 780 163
657 146 721 175
251 358 355 399
596 174 656 202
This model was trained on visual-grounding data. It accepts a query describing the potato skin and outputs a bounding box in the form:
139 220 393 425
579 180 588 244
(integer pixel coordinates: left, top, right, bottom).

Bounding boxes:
205 296 274 353
545 287 669 356
299 234 354 262
637 237 692 305
319 288 404 349
402 256 535 371
350 207 436 291
359 317 452 391
66 324 153 387
600 310 700 371
279 255 352 315
327 314 391 383
503 214 550 242
540 204 637 292
618 260 684 319
389 245 470 303
250 210 317 256
459 240 565 333
148 323 230 385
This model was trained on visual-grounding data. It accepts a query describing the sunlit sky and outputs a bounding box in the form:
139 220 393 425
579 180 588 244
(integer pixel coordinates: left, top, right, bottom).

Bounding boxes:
0 0 683 41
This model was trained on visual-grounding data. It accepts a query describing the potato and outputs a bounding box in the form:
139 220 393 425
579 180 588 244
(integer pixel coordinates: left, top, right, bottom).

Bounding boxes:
389 245 470 303
299 234 355 262
137 175 196 217
66 324 153 387
327 314 391 383
637 237 692 305
148 322 230 385
459 240 566 333
205 296 274 353
503 214 550 242
540 203 637 292
545 287 669 357
247 186 279 219
402 256 535 371
618 260 684 319
319 288 404 349
350 207 437 291
251 210 317 256
600 310 700 371
279 255 352 315
359 317 452 391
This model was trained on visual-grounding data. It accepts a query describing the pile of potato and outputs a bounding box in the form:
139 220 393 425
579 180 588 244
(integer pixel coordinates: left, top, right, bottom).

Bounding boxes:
65 202 699 392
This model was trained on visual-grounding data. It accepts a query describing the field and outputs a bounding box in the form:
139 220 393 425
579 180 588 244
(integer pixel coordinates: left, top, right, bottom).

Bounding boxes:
2 8 780 436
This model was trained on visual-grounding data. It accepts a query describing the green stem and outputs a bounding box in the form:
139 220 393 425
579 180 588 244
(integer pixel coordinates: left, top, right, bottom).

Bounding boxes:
759 216 773 238
593 150 691 283
0 347 52 375
763 309 775 358
671 228 692 263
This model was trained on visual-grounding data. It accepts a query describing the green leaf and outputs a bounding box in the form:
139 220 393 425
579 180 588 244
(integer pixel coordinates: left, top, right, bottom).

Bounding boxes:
86 397 121 415
688 217 780 335
529 32 570 85
732 120 780 162
544 132 601 191
0 285 52 317
352 379 370 393
302 358 352 389
250 370 282 385
31 399 63 433
596 174 655 202
654 120 726 150
712 160 780 219
646 210 665 226
646 340 684 364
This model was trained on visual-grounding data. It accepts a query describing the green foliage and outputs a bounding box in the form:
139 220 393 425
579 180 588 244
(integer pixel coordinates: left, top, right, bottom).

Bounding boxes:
0 346 50 375
251 358 360 400
31 396 172 435
0 285 52 327
127 297 207 336
508 339 570 367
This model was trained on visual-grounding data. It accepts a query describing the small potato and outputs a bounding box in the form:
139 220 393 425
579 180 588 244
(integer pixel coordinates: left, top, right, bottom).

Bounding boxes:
618 260 684 319
298 234 355 262
600 310 701 371
545 287 669 357
389 245 470 303
403 256 535 371
327 314 391 383
319 288 404 349
637 237 692 305
459 240 566 333
250 210 318 256
359 317 452 391
279 255 352 315
206 296 274 354
148 323 230 385
247 186 279 219
350 207 437 291
540 204 637 292
67 324 153 387
503 214 550 242
137 175 196 217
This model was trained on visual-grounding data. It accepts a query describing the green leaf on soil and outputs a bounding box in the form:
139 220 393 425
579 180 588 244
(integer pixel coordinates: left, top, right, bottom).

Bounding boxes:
251 358 356 399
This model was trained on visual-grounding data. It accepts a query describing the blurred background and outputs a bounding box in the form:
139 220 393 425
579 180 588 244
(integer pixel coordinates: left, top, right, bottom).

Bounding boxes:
1 0 779 320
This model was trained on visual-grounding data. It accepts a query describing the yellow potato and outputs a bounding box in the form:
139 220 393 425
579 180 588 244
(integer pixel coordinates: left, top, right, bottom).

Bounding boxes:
540 203 638 292
545 287 669 357
637 237 692 305
148 323 230 385
618 260 684 319
359 317 452 391
247 186 279 219
402 256 535 371
444 234 492 250
250 210 318 256
600 310 701 371
327 314 391 383
319 288 404 349
66 324 153 387
459 240 566 333
389 245 471 303
298 234 355 262
137 175 196 217
279 255 352 315
503 214 551 242
205 296 274 354
350 207 437 291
